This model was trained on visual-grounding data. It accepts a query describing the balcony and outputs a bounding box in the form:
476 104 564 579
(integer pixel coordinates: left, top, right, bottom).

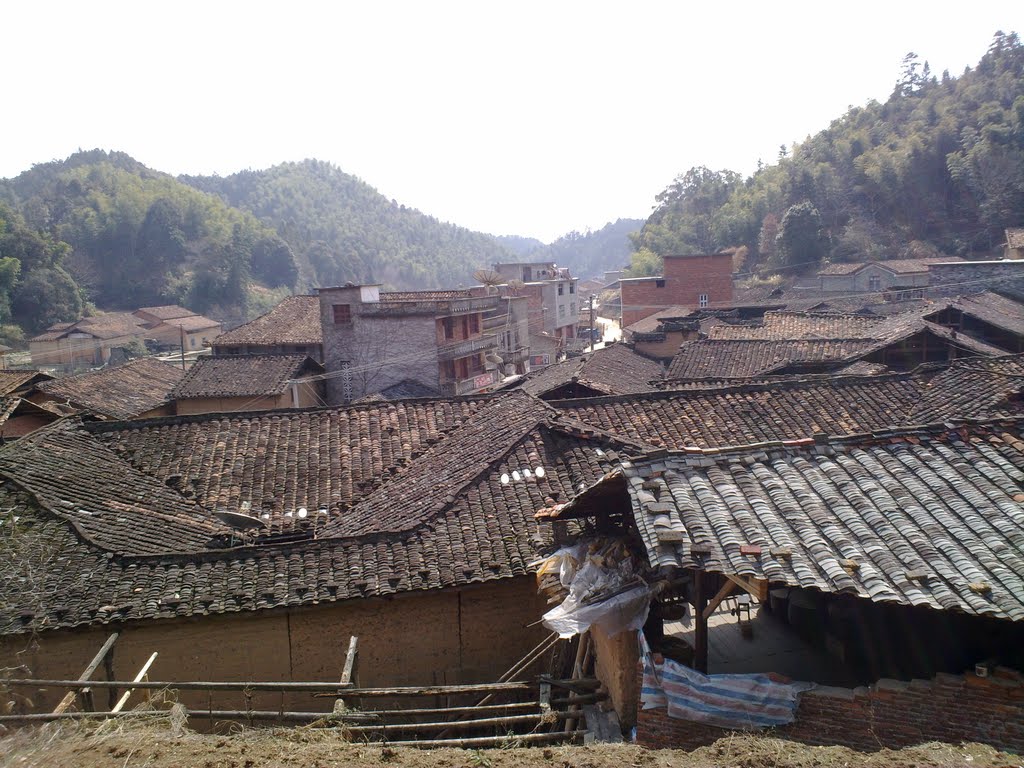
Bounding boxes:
437 333 499 361
439 369 500 397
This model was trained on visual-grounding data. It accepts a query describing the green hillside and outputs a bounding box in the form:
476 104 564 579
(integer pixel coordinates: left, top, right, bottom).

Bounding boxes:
180 160 517 290
0 150 293 327
629 31 1024 275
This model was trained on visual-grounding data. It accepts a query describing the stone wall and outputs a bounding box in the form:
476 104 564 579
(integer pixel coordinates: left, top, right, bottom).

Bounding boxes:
636 666 1024 753
929 260 1024 297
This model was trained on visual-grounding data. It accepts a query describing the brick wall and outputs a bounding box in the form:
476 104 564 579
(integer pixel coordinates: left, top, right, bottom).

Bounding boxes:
621 254 733 326
636 666 1024 753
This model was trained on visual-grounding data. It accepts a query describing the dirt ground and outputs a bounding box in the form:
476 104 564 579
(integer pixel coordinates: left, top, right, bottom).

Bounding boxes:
0 719 1019 768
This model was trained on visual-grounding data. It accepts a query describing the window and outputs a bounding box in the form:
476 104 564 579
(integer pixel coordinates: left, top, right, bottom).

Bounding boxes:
868 275 881 292
442 317 455 339
558 283 565 296
559 305 566 318
333 304 352 324
469 314 479 334
569 282 576 294
570 302 576 316
699 293 709 308
190 336 197 348
226 346 241 355
655 279 666 288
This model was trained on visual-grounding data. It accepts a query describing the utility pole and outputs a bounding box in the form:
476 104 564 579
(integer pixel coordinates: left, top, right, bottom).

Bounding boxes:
588 295 596 352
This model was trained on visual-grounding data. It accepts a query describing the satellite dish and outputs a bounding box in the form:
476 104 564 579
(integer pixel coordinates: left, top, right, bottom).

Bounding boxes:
506 279 525 296
535 466 545 478
474 268 504 290
297 507 308 519
213 510 267 530
485 352 504 365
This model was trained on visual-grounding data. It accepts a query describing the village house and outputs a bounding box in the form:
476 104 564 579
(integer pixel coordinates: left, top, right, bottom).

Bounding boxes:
815 257 957 295
131 305 222 350
28 313 150 370
619 253 735 327
318 285 507 403
0 391 625 715
31 357 185 420
621 305 703 360
169 354 326 415
211 295 324 361
492 261 581 344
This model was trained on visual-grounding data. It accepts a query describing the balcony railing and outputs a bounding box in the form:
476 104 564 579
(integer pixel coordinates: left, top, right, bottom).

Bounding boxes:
438 369 500 396
437 333 499 361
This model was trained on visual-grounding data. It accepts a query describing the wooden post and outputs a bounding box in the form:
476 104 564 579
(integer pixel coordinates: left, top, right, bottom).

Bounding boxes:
52 632 119 715
693 570 708 674
104 643 117 711
337 635 359 711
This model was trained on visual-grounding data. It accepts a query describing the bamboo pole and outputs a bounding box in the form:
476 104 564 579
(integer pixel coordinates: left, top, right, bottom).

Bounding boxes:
9 679 528 696
111 652 158 713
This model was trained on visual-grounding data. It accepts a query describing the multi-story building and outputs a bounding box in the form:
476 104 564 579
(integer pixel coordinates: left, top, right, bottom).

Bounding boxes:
318 285 504 403
619 253 734 327
492 261 580 344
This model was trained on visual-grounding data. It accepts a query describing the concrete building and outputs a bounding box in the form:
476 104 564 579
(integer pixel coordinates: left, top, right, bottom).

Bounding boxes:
816 257 958 295
318 285 503 403
492 261 580 343
619 253 734 327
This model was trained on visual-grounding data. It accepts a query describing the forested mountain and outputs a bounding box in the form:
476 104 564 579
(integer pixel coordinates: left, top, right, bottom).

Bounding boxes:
0 150 294 328
629 32 1024 275
495 219 643 277
180 160 516 290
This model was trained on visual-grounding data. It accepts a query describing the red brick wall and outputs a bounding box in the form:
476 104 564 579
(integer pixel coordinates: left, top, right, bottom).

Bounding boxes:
636 667 1024 753
620 254 734 327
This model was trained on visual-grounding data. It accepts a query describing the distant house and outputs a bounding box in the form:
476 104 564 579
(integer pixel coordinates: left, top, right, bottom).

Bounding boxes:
0 397 62 440
619 253 734 327
28 313 149 370
169 354 326 415
212 295 324 361
132 305 222 350
622 305 701 360
1006 228 1024 260
492 261 581 342
32 357 185 420
816 257 957 294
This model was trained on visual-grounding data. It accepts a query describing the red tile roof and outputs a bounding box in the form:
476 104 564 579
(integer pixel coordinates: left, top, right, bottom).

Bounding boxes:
171 354 322 399
36 358 184 419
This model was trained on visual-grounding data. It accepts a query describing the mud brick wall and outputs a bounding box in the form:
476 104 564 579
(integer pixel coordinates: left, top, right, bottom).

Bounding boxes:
636 667 1024 753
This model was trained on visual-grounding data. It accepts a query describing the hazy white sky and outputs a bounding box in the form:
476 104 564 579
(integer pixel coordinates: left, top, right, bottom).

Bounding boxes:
3 1 1019 242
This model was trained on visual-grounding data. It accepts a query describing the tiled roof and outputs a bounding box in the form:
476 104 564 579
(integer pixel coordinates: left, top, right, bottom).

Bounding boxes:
0 391 624 634
136 305 196 321
552 374 931 450
668 339 878 378
940 292 1024 338
520 344 664 398
617 421 1024 622
623 305 696 334
35 358 185 419
170 354 321 399
353 379 441 402
74 313 149 340
0 370 52 396
707 311 885 341
909 354 1024 424
817 257 958 276
159 315 222 332
835 360 890 376
214 296 322 346
1006 228 1024 250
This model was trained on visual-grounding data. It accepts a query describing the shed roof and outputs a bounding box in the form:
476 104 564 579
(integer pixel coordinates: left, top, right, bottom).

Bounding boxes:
520 343 664 398
0 370 53 396
135 305 196 321
612 420 1024 622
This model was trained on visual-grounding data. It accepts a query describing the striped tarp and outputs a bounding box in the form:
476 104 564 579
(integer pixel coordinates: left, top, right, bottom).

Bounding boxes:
640 633 813 729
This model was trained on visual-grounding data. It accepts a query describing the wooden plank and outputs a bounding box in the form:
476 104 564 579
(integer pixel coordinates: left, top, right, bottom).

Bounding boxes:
702 579 736 621
725 573 769 602
52 632 119 715
340 636 359 686
111 652 158 713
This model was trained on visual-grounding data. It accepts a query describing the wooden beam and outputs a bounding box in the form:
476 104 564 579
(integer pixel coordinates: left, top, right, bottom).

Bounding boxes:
693 570 708 674
340 636 359 686
725 573 769 602
52 632 119 715
702 579 737 621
